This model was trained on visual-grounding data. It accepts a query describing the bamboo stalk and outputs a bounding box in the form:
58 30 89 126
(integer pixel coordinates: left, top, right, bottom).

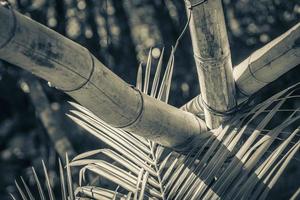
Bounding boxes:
234 22 300 95
186 0 236 129
182 22 300 115
0 6 208 150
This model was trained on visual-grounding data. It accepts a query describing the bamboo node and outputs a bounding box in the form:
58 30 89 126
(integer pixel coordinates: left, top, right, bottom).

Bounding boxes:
247 54 270 84
114 86 144 129
0 1 17 49
200 94 241 117
194 52 231 70
63 52 95 92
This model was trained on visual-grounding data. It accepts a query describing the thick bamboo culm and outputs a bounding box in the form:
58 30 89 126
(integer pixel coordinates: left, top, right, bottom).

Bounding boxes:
0 6 209 150
182 22 300 115
186 0 236 129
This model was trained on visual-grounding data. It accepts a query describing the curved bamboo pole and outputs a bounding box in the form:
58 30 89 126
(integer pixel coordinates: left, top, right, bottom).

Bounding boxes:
0 6 208 150
182 22 300 116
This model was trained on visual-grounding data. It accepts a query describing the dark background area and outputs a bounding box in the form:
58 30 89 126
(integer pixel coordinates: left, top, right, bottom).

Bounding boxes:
0 0 299 199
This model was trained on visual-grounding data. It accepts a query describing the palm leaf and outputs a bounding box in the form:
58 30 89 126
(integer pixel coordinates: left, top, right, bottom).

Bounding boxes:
13 159 75 200
15 180 28 200
67 49 300 200
20 177 35 200
59 158 68 200
13 49 299 200
32 167 46 200
42 160 55 200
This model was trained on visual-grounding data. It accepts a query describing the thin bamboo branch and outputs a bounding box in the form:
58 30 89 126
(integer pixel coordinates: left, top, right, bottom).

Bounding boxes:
0 6 208 151
182 22 300 116
186 0 236 128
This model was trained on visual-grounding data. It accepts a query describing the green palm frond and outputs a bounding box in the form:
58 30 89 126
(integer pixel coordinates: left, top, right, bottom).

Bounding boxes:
66 49 300 200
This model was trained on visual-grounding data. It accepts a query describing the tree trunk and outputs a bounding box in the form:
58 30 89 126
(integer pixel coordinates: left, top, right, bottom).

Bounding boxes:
182 22 300 115
186 0 236 129
0 6 208 151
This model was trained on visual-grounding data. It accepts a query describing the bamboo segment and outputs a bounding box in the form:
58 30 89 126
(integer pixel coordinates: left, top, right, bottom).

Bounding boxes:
234 22 300 95
182 22 300 115
186 0 236 129
0 6 209 150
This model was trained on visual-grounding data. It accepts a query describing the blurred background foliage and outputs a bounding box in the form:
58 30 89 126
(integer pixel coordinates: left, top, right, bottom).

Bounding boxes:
0 0 299 199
